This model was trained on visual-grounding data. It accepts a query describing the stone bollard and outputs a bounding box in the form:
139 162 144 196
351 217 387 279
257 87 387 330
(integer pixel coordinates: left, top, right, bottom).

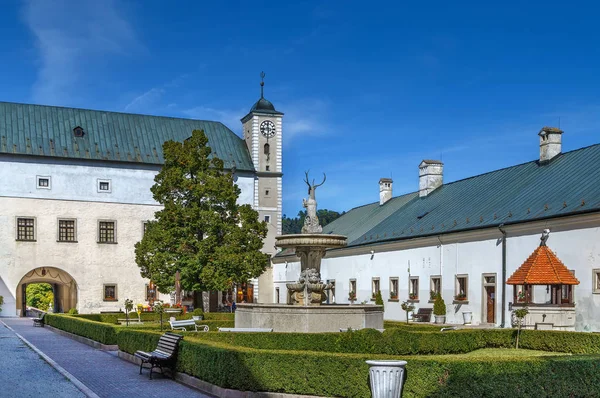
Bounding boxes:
366 360 407 398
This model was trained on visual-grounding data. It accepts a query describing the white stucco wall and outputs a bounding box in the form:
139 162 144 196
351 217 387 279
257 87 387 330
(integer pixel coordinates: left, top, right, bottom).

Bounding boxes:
273 216 600 331
0 157 255 206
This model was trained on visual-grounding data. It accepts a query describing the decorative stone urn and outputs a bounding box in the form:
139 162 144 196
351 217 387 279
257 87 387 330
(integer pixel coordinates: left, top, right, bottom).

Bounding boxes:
434 315 446 324
462 311 473 325
366 360 407 398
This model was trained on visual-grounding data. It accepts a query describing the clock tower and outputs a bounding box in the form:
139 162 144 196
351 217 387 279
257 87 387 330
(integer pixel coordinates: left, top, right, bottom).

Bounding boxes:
241 72 283 302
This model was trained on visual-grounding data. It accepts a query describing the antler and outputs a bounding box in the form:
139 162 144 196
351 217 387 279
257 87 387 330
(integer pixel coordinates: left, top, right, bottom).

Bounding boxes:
303 170 312 188
313 173 326 189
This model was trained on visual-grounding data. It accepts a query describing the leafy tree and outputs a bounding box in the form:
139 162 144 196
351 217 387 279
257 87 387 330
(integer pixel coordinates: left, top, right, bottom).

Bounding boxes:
135 130 269 294
26 283 54 311
513 307 529 349
124 299 134 327
282 209 344 234
401 300 415 324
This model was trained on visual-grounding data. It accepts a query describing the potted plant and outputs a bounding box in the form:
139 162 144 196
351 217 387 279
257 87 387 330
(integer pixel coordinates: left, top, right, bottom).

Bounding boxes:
164 303 182 314
348 290 356 304
390 291 398 300
409 293 418 300
517 290 526 303
375 290 384 310
430 290 438 301
455 292 467 301
433 295 446 324
191 308 204 321
401 300 415 324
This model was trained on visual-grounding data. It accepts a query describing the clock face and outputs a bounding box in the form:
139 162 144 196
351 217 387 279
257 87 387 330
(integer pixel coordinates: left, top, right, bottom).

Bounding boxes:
260 120 276 138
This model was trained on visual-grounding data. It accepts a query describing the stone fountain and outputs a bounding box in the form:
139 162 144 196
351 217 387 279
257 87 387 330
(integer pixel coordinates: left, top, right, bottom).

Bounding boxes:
234 172 384 332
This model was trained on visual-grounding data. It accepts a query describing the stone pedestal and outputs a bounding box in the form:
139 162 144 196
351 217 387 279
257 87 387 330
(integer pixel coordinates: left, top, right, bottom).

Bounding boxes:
235 303 384 333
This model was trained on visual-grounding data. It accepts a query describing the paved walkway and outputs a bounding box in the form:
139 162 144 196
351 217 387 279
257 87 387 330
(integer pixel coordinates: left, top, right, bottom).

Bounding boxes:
2 317 212 398
0 320 85 397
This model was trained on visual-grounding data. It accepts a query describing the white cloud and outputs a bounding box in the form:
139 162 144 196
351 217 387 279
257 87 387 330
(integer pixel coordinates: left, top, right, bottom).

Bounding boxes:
23 0 139 105
125 88 165 112
181 106 246 131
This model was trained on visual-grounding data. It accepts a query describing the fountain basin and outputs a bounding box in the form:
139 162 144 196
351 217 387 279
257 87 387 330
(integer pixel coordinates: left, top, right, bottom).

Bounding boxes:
275 233 347 250
235 303 384 333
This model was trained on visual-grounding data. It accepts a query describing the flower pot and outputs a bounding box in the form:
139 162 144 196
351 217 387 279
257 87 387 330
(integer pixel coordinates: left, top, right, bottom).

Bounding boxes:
462 311 472 325
366 360 407 398
434 315 446 324
164 308 182 315
192 315 203 321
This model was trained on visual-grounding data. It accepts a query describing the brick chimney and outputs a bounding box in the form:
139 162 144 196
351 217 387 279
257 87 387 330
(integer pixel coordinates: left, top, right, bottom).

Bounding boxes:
539 127 563 162
379 178 393 205
419 160 443 197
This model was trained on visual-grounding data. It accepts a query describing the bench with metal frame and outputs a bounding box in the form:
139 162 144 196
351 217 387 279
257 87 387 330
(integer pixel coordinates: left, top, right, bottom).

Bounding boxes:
134 332 183 379
33 313 45 327
412 308 433 322
169 319 209 332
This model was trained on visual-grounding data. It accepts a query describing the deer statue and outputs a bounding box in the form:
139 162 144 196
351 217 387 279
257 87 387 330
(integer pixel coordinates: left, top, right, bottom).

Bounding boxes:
302 171 326 234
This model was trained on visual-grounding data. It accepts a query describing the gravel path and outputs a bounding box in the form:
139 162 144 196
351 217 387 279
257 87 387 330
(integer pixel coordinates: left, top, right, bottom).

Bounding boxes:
2 317 211 398
0 320 85 398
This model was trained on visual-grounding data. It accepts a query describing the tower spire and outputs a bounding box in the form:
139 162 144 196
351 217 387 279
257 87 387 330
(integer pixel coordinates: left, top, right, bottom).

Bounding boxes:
260 71 265 98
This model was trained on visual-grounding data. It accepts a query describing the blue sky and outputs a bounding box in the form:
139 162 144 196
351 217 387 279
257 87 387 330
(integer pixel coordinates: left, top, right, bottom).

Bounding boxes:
1 1 599 216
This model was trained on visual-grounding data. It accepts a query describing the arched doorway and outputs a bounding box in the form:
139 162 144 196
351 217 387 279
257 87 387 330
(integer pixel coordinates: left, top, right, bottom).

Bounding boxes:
16 267 78 316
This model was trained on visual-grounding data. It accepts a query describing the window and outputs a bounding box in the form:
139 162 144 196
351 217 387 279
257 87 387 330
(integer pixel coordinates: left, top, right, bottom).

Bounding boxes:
389 277 399 300
593 269 600 294
97 179 112 193
266 165 270 171
455 275 468 301
103 284 117 301
142 221 149 236
409 277 419 300
98 221 116 243
236 283 254 303
265 189 270 196
371 277 380 299
328 280 336 304
275 287 280 304
264 215 271 223
145 282 157 304
37 176 51 189
430 276 441 301
58 219 76 242
16 217 35 241
349 279 357 301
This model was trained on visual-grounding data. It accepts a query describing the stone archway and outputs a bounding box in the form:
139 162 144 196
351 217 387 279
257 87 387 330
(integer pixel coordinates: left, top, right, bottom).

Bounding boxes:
16 267 78 316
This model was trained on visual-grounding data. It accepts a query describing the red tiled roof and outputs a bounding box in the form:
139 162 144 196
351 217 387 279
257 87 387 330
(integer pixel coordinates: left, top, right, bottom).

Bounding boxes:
507 245 580 285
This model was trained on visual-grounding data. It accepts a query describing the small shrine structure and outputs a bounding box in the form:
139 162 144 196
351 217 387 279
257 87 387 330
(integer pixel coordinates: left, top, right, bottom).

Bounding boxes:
507 230 580 330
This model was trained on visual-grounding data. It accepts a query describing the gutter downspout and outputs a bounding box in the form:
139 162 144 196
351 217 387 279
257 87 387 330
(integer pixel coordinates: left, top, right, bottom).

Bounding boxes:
437 235 443 286
498 223 507 328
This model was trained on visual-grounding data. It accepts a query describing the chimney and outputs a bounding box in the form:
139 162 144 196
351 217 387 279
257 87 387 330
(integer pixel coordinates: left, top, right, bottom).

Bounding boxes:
539 127 563 162
379 178 393 205
419 160 443 197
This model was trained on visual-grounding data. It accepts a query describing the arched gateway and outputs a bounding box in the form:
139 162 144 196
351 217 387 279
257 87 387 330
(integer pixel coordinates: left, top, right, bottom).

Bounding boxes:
16 267 78 316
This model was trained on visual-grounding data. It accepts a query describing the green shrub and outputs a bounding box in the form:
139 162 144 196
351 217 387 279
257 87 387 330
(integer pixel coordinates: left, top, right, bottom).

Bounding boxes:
375 290 384 308
192 308 204 317
67 308 79 315
45 314 119 345
117 328 600 398
0 295 4 313
203 313 234 321
433 295 446 316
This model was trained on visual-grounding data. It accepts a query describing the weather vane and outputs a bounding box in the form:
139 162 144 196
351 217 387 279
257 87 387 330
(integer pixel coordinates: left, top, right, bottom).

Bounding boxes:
260 71 265 98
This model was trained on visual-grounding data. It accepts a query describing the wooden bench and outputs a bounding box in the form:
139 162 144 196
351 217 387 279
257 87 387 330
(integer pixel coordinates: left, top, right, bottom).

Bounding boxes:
218 327 273 333
169 319 209 332
33 313 45 327
134 332 183 379
412 308 432 322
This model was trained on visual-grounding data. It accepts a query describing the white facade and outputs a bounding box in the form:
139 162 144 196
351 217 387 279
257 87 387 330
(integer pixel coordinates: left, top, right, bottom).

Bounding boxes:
272 213 600 331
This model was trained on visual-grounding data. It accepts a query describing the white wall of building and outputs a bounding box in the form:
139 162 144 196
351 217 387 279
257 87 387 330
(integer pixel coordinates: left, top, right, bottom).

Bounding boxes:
0 157 255 206
273 215 600 331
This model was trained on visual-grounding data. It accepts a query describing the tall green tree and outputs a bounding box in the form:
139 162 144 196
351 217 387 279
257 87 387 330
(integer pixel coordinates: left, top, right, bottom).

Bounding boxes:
26 283 54 311
282 209 344 234
135 130 268 294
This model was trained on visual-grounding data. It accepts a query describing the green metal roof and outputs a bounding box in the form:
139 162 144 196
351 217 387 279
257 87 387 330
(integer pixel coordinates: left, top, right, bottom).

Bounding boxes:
0 102 254 171
322 143 600 248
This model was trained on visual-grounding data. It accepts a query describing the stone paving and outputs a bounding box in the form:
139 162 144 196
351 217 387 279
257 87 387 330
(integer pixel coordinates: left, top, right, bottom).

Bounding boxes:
0 320 85 398
2 317 212 398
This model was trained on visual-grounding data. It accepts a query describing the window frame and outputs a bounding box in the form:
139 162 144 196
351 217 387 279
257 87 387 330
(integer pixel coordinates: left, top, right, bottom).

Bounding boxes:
349 279 357 301
430 275 441 302
15 217 36 242
103 284 118 302
97 178 112 193
409 276 419 301
264 215 271 223
371 277 380 300
389 277 399 301
36 175 52 190
57 218 77 243
97 220 117 244
455 274 469 302
593 269 600 294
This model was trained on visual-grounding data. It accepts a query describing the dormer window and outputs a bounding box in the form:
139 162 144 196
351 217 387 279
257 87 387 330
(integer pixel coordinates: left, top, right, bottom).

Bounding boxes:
73 126 84 137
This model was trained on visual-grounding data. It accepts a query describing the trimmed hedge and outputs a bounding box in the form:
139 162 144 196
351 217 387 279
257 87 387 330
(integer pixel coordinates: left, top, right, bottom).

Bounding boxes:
46 314 119 345
75 312 234 324
118 329 600 398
